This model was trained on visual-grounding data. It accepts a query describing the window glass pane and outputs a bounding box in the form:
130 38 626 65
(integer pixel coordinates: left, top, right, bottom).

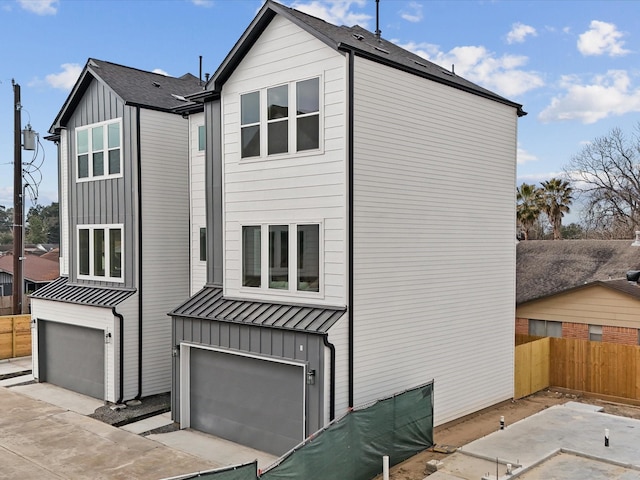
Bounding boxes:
241 92 260 125
268 120 288 155
92 126 103 151
547 321 562 338
298 224 319 292
94 229 105 276
242 226 261 287
269 225 288 289
198 125 206 151
589 325 602 342
110 229 122 278
79 229 89 275
297 115 319 151
528 319 545 336
268 85 288 120
77 129 88 154
241 125 260 158
108 122 120 149
199 227 207 261
78 154 89 178
297 78 319 114
108 149 120 174
93 152 104 177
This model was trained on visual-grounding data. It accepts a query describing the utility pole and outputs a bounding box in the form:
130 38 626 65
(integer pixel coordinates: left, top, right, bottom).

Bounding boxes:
12 80 23 315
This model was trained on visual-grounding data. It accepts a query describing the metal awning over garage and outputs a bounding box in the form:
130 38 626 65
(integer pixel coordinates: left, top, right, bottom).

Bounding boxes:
31 276 136 307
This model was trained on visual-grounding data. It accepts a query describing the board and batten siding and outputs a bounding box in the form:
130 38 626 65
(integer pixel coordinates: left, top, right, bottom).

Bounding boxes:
221 14 347 307
517 286 640 329
351 56 517 425
325 313 349 421
65 80 138 289
189 112 207 294
59 129 70 275
116 292 140 400
139 108 190 395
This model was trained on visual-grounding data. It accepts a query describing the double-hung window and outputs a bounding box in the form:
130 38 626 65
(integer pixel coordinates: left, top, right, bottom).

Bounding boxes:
76 119 122 181
242 223 320 293
78 224 123 282
240 77 320 159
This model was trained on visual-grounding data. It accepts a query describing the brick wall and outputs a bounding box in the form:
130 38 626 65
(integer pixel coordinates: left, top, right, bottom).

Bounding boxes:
602 326 639 346
515 317 528 335
562 322 589 340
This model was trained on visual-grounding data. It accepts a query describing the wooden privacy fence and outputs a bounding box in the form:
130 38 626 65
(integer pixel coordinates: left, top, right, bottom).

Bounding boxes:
0 315 32 360
515 335 640 402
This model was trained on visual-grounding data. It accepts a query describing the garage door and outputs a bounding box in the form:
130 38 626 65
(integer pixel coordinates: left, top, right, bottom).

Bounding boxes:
39 321 104 399
189 348 305 456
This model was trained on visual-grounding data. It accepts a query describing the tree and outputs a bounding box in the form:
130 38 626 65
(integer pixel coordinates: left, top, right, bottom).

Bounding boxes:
0 206 13 245
565 125 640 239
25 202 59 245
516 183 542 240
540 178 573 240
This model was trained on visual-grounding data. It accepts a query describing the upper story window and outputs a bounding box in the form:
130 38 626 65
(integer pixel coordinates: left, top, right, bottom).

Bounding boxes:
242 223 320 294
76 119 122 181
198 125 206 152
240 77 320 159
78 224 123 282
199 227 207 262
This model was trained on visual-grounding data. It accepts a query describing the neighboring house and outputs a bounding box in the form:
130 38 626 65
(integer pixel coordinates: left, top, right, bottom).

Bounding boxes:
30 59 201 403
0 252 59 296
516 239 640 345
170 1 524 456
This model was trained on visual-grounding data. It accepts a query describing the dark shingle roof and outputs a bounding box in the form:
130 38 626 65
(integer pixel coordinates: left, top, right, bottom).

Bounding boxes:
31 276 136 308
517 240 640 304
170 286 346 334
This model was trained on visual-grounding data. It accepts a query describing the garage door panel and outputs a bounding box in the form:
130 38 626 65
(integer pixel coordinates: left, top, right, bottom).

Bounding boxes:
190 348 304 456
39 321 104 399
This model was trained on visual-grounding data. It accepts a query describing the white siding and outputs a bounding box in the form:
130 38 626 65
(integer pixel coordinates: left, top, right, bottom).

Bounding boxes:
139 109 190 395
352 56 517 425
222 15 347 307
30 299 117 402
116 293 139 401
59 129 69 275
189 113 207 294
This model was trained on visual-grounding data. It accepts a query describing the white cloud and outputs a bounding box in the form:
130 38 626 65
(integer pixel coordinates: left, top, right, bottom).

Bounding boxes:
539 70 640 124
577 20 629 57
153 68 169 76
190 0 213 7
17 0 58 15
517 144 537 165
290 0 371 27
506 23 537 44
398 41 544 97
400 2 423 23
45 63 83 90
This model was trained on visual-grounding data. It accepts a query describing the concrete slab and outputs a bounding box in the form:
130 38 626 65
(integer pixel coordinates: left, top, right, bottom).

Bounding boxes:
0 372 34 387
564 400 605 413
121 412 174 434
0 355 32 375
147 428 278 471
10 382 104 415
517 452 640 480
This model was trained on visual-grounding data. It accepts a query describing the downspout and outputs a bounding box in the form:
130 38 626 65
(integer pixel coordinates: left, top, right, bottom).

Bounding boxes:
112 307 124 404
322 334 336 421
347 51 355 408
136 106 143 400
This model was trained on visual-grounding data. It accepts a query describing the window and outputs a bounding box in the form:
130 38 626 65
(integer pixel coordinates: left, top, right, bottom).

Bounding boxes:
199 227 207 262
76 119 122 181
529 319 561 338
198 125 206 151
77 224 123 282
242 223 320 293
240 77 320 159
589 325 602 342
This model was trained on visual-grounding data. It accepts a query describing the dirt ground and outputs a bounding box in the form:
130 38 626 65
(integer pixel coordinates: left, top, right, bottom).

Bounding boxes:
374 389 640 480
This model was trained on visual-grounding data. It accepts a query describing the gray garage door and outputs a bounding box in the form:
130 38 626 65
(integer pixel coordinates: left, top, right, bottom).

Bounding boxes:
39 321 105 399
189 348 305 456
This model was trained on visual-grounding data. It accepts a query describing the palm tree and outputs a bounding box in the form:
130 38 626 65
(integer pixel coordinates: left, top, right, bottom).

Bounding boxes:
516 183 542 240
540 178 573 240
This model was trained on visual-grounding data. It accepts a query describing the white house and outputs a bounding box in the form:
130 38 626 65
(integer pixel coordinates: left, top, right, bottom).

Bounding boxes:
170 1 524 456
30 59 201 403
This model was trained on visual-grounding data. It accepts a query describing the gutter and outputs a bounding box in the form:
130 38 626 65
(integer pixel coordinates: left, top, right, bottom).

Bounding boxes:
136 105 143 400
347 51 354 408
322 334 336 421
112 307 124 404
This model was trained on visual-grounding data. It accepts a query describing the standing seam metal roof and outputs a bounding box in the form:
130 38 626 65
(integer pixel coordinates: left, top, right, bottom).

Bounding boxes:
30 276 136 308
170 286 346 334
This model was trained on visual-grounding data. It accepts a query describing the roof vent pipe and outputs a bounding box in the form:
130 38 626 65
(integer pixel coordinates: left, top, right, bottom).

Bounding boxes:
199 55 203 86
375 0 381 41
632 230 640 246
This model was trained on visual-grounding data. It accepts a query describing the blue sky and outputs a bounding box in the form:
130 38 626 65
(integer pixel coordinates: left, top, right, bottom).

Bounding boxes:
1 0 640 222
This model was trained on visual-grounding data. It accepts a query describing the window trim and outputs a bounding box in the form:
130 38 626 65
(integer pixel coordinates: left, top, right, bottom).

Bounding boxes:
197 125 206 152
240 222 323 297
239 75 323 161
77 224 124 283
75 118 123 182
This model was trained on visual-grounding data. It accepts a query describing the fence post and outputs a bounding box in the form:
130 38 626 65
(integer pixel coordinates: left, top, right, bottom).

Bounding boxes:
12 316 16 358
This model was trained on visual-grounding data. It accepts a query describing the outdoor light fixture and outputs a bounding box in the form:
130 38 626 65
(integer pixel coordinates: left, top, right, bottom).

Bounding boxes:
306 369 316 385
105 332 112 344
172 345 180 357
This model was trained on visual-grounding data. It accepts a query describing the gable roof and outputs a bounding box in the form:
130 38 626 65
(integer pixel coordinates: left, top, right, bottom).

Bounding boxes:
516 240 640 304
50 58 202 134
0 253 59 283
189 0 524 116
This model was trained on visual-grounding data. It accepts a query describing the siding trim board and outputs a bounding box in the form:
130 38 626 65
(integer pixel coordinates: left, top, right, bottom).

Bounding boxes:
136 105 143 400
347 50 354 409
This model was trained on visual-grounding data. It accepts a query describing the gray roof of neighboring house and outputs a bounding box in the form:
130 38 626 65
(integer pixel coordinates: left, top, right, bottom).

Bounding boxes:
30 276 136 308
50 58 202 134
170 286 346 334
188 0 524 116
516 240 640 304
